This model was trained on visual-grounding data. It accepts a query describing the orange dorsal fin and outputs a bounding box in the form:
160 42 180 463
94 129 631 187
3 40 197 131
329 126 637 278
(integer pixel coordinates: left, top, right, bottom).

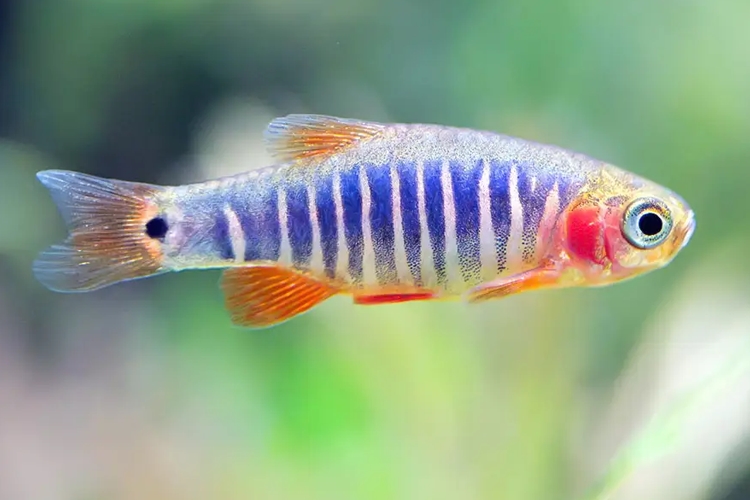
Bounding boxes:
263 114 385 163
220 265 341 328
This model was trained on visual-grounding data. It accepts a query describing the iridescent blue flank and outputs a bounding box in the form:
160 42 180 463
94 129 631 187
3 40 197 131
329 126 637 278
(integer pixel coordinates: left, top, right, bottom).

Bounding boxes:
518 165 553 262
398 161 422 285
423 159 446 284
450 159 482 282
315 174 338 279
231 184 280 262
340 165 364 282
213 208 234 261
257 186 281 261
285 181 313 268
206 150 582 281
366 163 397 284
488 159 511 271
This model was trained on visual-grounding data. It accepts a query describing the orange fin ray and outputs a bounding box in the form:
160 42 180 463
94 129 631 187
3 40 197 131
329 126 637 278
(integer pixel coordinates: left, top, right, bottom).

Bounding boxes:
467 266 561 303
33 170 166 293
264 114 385 163
221 266 341 328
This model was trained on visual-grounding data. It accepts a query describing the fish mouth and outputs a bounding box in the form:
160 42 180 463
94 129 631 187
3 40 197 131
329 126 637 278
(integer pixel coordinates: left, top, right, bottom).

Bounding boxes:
679 210 696 249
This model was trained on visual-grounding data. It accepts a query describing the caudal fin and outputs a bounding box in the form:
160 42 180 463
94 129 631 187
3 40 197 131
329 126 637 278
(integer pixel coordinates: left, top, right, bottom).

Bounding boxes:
33 170 168 292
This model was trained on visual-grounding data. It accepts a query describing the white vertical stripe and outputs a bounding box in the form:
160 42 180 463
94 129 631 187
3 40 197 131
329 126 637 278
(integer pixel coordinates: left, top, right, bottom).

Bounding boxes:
333 171 350 283
478 159 496 282
441 160 460 289
507 164 524 270
390 164 410 285
359 164 377 285
535 180 560 258
277 183 292 266
307 183 324 273
416 160 434 287
223 204 246 264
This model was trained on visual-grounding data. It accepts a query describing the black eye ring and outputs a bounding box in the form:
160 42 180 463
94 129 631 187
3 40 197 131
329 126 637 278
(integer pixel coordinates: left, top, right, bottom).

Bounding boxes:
145 216 169 240
621 197 672 249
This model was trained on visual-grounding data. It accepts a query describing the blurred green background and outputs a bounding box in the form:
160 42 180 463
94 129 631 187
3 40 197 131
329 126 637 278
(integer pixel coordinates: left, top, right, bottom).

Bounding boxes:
1 1 750 499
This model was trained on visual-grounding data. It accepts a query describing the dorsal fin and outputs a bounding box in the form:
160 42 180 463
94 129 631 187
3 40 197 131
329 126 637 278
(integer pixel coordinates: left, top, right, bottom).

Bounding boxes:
263 114 385 163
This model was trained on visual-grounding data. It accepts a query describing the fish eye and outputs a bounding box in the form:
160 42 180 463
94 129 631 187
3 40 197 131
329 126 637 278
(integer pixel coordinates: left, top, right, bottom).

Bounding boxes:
621 197 673 249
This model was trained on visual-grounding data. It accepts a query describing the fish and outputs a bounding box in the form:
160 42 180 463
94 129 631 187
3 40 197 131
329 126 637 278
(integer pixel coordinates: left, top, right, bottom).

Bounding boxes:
32 114 696 328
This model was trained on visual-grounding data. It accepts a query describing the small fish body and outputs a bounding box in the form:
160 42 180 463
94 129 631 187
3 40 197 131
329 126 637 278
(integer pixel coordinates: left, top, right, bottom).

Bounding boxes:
33 114 695 328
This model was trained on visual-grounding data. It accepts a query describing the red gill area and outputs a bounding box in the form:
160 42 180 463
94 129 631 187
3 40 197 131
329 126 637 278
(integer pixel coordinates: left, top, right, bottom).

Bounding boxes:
565 205 607 266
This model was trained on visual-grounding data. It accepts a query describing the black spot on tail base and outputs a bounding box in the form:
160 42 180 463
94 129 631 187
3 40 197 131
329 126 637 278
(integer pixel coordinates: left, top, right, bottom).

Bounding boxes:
146 217 169 240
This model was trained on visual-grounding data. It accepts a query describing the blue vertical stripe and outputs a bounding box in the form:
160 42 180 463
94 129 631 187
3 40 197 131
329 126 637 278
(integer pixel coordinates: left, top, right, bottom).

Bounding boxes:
233 182 280 262
518 167 553 262
213 207 234 261
340 165 364 282
366 163 397 285
285 181 313 268
450 159 482 283
489 159 511 272
423 159 446 285
256 184 281 261
264 186 282 261
398 161 422 285
315 174 338 279
234 189 259 262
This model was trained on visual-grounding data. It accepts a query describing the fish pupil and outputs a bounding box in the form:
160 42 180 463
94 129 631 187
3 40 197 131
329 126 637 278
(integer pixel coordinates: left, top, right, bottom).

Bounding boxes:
638 212 662 236
145 217 169 240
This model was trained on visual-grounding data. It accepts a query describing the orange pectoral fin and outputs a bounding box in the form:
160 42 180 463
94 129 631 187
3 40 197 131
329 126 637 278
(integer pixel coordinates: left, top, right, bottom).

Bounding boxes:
220 265 341 328
467 267 561 303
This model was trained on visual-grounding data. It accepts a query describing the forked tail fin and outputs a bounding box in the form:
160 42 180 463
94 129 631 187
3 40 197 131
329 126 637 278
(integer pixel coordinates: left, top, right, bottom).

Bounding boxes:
33 170 168 292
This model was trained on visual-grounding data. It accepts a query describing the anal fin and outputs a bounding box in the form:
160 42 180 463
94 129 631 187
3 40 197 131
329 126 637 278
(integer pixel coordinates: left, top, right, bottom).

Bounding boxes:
221 266 341 328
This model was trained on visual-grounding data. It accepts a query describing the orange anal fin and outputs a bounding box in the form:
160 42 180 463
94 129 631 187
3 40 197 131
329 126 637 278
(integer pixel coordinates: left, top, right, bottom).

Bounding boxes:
353 291 436 305
467 267 561 303
220 266 341 328
264 114 385 163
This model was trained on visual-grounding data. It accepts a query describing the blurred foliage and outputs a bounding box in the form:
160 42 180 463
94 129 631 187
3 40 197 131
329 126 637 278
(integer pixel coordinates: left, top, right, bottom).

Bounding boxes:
0 0 749 499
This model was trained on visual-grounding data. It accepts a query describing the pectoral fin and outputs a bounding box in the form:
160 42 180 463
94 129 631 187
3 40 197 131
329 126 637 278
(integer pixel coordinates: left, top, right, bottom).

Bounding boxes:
467 266 561 303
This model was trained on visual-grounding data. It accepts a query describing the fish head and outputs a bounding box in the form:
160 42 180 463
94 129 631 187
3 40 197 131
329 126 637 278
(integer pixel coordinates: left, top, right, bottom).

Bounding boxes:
559 165 695 286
